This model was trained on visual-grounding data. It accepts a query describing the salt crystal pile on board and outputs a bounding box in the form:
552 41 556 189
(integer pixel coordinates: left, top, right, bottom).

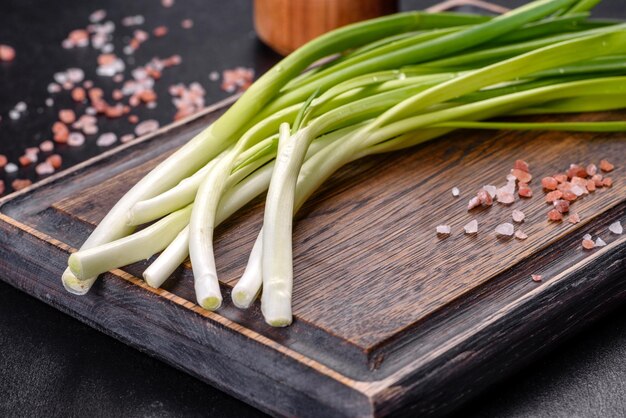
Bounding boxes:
463 220 478 234
436 225 451 236
609 221 623 235
495 223 514 237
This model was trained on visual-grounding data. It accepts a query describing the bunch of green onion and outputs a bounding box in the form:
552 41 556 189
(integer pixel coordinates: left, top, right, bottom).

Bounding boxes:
64 0 626 326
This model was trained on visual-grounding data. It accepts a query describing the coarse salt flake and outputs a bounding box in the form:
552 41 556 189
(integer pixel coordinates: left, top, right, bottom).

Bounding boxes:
512 209 525 223
515 230 528 240
464 219 478 234
609 221 623 235
495 223 514 237
451 187 460 197
582 239 595 250
436 225 451 235
595 237 607 247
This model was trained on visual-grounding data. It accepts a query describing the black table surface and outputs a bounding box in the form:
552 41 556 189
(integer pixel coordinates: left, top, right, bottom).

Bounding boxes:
1 1 625 417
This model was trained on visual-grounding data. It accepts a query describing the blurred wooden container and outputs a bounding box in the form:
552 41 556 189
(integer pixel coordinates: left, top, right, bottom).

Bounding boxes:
254 0 399 55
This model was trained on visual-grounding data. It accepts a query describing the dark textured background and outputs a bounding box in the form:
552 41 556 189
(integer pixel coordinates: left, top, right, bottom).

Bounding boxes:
1 1 625 417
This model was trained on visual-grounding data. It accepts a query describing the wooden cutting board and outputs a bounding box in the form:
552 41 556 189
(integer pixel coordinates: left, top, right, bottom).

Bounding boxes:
0 94 624 416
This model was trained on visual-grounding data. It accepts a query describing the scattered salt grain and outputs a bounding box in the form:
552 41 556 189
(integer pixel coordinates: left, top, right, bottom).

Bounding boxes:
162 0 174 7
514 230 528 240
531 274 542 282
48 83 61 94
135 119 160 136
181 19 193 29
9 110 20 120
568 213 580 224
583 233 592 240
451 187 460 197
96 132 117 147
89 9 107 23
571 185 585 197
436 225 451 235
541 176 558 190
483 185 497 198
464 219 478 234
122 15 144 27
12 179 32 191
45 98 54 107
67 132 85 147
548 209 563 221
599 159 614 172
209 71 220 81
0 44 16 62
467 196 480 211
609 221 623 235
495 223 514 237
582 239 595 250
595 237 607 247
553 199 569 213
39 140 54 152
496 189 515 205
512 209 525 223
120 134 135 143
15 102 26 112
4 163 18 173
35 162 55 175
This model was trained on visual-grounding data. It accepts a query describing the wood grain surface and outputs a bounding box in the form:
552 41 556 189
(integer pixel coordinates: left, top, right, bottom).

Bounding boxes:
0 104 624 417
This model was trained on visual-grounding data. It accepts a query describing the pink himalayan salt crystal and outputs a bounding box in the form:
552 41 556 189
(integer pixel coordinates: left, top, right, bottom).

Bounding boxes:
96 132 117 147
67 132 85 147
602 178 613 188
541 176 558 190
609 221 623 235
567 164 587 179
582 239 595 250
514 159 530 173
477 189 493 207
548 209 563 222
483 185 497 198
467 196 480 211
586 163 597 177
586 179 596 192
531 274 542 282
496 189 515 205
595 237 607 247
39 140 54 152
599 159 614 172
35 161 54 175
436 225 451 235
553 199 570 214
451 187 460 197
515 230 528 240
510 168 532 183
135 119 160 136
571 185 585 197
583 233 592 241
554 173 568 183
495 223 514 237
120 134 135 143
518 185 532 198
568 213 580 224
464 219 478 234
512 209 525 223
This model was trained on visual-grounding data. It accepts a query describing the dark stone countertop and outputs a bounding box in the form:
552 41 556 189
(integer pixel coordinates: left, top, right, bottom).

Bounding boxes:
0 0 624 416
